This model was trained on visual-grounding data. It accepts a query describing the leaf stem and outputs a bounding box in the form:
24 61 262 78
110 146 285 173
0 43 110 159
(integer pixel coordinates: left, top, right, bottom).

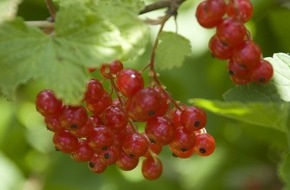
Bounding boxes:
45 0 57 21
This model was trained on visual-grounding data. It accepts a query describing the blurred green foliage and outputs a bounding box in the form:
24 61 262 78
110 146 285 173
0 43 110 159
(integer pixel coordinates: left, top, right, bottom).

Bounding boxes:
0 0 290 190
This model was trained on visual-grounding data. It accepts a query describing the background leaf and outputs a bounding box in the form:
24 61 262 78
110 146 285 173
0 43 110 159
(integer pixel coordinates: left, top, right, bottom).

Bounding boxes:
190 98 289 132
0 0 21 25
279 152 290 190
155 32 191 70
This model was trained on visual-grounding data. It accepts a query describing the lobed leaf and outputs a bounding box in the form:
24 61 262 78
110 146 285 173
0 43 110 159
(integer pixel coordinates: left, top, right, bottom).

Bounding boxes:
155 32 192 70
190 98 289 132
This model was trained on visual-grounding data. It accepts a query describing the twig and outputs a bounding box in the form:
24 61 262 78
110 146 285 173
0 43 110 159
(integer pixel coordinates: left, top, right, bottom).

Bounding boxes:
45 0 56 21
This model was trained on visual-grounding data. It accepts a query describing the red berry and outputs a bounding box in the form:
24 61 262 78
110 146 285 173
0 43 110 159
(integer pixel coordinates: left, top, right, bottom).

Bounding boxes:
251 59 273 83
53 130 79 153
116 69 144 97
180 106 207 131
195 0 227 28
232 40 262 69
116 150 139 171
170 126 196 152
145 116 175 145
85 91 112 115
141 156 163 180
144 142 163 158
208 34 233 60
100 64 111 79
60 105 88 131
109 60 123 75
100 146 120 165
44 115 62 132
36 90 63 116
227 0 253 23
228 59 252 84
170 144 195 159
70 116 98 138
127 87 167 121
88 154 107 173
194 133 215 156
84 79 104 102
122 132 149 157
87 126 114 152
71 139 94 162
101 105 128 132
216 17 247 48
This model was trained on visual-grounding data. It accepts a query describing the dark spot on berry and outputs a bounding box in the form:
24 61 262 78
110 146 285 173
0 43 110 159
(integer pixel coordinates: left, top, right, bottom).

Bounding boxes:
172 153 177 157
102 146 108 151
148 111 155 116
199 148 206 154
259 77 266 83
104 153 110 160
70 124 78 129
129 153 135 157
180 148 187 152
88 162 95 168
229 70 234 76
194 121 200 127
149 138 156 143
55 147 60 151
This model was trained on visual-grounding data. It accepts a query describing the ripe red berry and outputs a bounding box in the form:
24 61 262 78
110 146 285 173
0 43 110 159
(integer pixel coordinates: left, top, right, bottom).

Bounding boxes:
145 116 175 145
84 79 104 102
116 150 139 171
53 130 79 153
60 105 88 131
144 142 163 158
194 133 215 156
116 68 144 97
170 144 195 159
180 106 207 131
251 59 273 83
195 0 227 28
36 90 63 116
216 17 247 48
85 91 112 115
127 87 167 121
109 60 123 75
228 59 252 84
208 34 233 60
101 105 128 132
227 0 253 23
122 132 149 157
71 139 94 162
141 156 163 180
44 115 62 132
232 40 262 69
100 146 120 165
170 126 196 152
88 154 107 173
87 126 114 152
100 64 111 79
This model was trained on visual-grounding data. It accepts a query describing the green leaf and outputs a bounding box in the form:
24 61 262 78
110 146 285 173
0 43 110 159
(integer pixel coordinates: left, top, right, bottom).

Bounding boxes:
0 0 21 25
224 53 290 102
155 32 191 70
279 152 290 190
0 2 149 104
97 0 145 13
190 98 289 132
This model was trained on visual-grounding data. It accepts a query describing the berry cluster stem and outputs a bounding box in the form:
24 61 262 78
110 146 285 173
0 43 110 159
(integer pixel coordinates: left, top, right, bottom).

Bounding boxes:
45 0 56 21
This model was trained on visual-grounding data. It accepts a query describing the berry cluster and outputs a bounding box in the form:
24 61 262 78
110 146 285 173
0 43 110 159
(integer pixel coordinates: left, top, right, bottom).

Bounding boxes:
196 0 274 84
36 60 215 180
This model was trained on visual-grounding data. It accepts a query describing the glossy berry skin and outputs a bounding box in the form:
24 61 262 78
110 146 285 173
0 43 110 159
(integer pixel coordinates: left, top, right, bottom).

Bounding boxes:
109 60 123 75
194 133 215 156
87 126 114 152
228 59 252 84
53 130 79 153
100 146 120 165
44 115 62 132
127 87 167 122
195 0 227 28
170 144 195 159
122 132 149 157
144 142 163 158
88 154 107 173
101 105 128 132
216 17 247 48
251 59 273 83
141 156 163 180
116 150 139 171
180 106 207 131
232 40 262 69
36 90 63 116
85 92 112 115
227 0 253 23
84 79 104 102
60 105 88 131
71 139 94 162
209 34 233 60
116 69 144 97
145 116 175 145
170 126 196 152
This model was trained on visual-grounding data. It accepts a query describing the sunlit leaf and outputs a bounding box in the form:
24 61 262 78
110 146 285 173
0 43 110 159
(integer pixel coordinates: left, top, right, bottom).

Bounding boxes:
0 0 21 25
